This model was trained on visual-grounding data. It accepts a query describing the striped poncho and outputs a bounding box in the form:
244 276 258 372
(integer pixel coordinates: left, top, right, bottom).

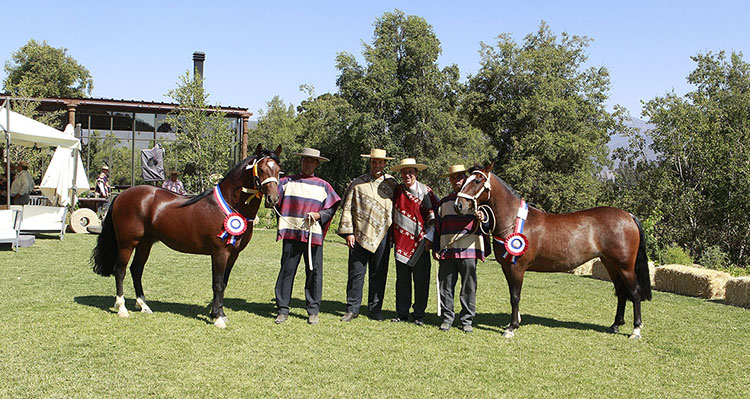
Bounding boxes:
277 174 340 246
392 182 439 265
436 192 486 261
337 173 397 253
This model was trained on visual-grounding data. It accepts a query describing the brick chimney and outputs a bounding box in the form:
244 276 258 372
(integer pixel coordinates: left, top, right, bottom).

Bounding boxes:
192 51 205 86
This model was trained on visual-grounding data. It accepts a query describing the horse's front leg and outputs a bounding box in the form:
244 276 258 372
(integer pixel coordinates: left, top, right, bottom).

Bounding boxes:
501 263 525 338
210 251 233 328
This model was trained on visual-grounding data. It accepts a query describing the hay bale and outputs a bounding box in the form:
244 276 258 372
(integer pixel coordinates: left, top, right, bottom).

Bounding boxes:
570 258 595 276
654 264 731 299
590 258 611 281
648 261 656 286
725 277 750 308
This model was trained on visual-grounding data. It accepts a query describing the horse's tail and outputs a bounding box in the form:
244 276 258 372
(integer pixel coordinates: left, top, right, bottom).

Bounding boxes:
91 195 118 277
631 215 652 301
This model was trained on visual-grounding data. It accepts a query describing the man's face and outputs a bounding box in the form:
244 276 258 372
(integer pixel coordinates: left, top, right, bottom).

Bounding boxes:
400 167 418 187
170 174 178 181
300 157 319 176
370 158 386 177
449 172 467 193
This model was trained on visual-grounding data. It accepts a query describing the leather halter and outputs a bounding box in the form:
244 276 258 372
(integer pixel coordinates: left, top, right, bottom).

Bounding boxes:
457 170 492 210
241 156 279 202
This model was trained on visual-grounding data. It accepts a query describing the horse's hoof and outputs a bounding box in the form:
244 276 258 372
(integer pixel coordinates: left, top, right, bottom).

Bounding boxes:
606 326 619 334
629 333 641 340
213 317 227 329
118 308 129 318
135 297 153 314
502 330 515 338
140 308 153 314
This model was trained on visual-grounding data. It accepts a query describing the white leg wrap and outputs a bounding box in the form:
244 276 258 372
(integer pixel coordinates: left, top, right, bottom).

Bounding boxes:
629 327 642 339
115 295 129 318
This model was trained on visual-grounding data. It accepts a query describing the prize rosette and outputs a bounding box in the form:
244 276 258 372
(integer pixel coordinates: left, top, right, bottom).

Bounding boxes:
223 212 247 236
504 232 528 257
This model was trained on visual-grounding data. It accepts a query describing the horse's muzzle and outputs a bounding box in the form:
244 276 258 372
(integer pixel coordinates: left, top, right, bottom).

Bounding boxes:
264 184 280 208
454 198 470 215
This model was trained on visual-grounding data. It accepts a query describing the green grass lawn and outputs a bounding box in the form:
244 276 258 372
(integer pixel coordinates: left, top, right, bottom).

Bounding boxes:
1 230 748 398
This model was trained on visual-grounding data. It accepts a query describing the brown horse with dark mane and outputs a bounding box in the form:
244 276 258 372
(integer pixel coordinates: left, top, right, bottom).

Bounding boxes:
91 144 282 328
454 163 651 338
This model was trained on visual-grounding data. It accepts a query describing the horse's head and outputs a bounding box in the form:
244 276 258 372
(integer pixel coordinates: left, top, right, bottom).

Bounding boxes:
250 144 282 208
454 162 493 215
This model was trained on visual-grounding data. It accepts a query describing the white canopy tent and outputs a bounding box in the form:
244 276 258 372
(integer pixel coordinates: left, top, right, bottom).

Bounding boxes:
40 124 90 206
1 100 83 206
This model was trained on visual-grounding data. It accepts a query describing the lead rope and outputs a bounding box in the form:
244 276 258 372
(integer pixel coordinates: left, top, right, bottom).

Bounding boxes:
272 206 315 271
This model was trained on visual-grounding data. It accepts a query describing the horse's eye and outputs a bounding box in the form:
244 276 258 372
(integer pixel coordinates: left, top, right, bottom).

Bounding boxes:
474 180 481 185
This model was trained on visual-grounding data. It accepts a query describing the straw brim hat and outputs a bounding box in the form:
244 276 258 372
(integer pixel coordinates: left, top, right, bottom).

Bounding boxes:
440 164 468 178
360 148 394 160
101 165 109 170
391 158 427 172
292 147 329 162
169 170 180 176
16 160 29 168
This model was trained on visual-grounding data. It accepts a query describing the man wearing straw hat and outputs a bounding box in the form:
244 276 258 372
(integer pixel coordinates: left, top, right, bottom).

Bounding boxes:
10 160 34 205
390 158 439 326
274 148 341 325
162 170 186 195
434 164 489 333
95 165 111 198
338 148 397 322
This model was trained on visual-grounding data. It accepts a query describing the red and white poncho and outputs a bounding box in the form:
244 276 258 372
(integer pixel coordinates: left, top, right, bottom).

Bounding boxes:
392 181 439 265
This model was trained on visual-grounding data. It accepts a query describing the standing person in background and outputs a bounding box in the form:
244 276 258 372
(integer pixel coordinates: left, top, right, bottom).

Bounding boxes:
162 170 186 195
274 148 340 325
95 165 111 198
390 158 439 326
10 161 34 205
337 148 397 322
434 164 489 333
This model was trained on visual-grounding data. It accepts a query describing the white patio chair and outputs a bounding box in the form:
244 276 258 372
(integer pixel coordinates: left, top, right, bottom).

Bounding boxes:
0 209 23 251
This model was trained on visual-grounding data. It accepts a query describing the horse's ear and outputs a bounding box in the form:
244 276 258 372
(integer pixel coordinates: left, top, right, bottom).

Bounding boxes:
485 162 494 173
255 143 263 156
275 145 282 157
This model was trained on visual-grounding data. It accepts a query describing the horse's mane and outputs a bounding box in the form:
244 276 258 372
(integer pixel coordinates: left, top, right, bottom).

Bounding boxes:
179 149 281 208
468 165 521 200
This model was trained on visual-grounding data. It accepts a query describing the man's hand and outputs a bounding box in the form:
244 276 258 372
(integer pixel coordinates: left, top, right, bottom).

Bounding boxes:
474 210 486 222
306 211 320 222
345 234 356 248
424 239 432 251
432 250 440 261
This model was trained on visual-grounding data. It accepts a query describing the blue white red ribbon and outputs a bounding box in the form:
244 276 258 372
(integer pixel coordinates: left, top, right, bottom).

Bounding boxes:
214 185 252 246
492 200 529 264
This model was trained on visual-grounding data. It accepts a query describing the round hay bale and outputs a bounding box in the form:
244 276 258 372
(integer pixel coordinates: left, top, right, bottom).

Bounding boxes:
69 208 101 234
725 277 750 308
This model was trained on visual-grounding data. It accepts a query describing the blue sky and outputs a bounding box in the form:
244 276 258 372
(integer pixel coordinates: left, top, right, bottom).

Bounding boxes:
1 1 748 120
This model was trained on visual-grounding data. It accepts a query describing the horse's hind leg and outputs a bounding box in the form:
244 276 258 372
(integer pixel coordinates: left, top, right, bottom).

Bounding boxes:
114 247 134 317
603 258 643 339
131 241 155 314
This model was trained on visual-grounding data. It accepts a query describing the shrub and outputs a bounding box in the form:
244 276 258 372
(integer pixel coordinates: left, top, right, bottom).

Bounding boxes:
698 245 730 270
658 243 693 265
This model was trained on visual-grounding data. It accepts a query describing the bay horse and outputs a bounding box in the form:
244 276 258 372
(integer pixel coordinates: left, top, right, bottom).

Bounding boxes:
91 144 282 328
454 163 651 338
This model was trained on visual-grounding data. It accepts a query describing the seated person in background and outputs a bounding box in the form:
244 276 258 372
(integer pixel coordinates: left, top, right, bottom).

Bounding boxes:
95 165 111 198
10 161 35 205
162 170 186 195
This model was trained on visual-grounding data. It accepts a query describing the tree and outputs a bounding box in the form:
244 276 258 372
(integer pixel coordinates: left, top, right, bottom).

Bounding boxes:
330 9 494 192
3 39 93 98
165 71 232 193
252 95 301 168
637 50 750 266
465 22 621 213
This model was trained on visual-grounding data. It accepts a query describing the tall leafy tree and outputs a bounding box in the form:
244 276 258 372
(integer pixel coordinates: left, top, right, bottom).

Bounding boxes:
465 22 620 212
331 9 494 191
3 39 93 98
252 95 301 168
165 71 232 193
639 50 750 265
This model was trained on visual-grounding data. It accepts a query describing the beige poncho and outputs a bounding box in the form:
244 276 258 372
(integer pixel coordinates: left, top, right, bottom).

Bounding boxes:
337 172 397 253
